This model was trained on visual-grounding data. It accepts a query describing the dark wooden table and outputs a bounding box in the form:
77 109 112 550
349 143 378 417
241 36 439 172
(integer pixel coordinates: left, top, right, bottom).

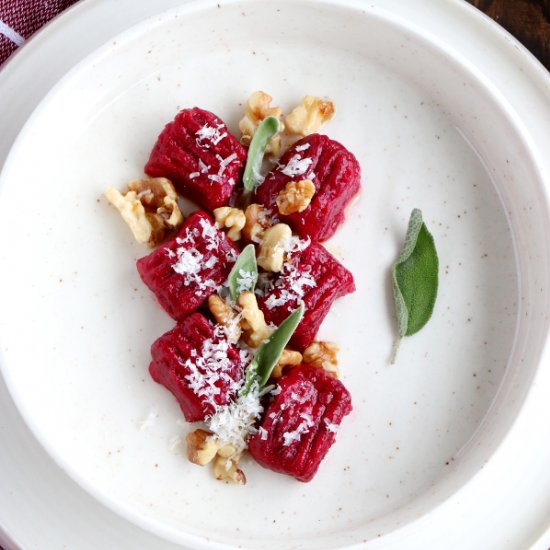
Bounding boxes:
468 0 550 70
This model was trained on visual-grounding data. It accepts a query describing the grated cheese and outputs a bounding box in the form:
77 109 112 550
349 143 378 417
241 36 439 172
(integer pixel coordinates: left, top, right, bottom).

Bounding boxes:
181 325 242 407
198 159 210 173
138 406 158 431
264 263 316 310
217 153 238 177
208 389 264 451
196 123 228 147
170 219 223 291
280 154 313 177
236 269 258 295
208 174 223 184
282 414 315 447
324 418 339 433
286 235 311 254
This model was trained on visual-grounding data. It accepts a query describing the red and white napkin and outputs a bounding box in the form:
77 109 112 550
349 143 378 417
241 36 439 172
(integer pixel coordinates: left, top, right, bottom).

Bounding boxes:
0 0 78 67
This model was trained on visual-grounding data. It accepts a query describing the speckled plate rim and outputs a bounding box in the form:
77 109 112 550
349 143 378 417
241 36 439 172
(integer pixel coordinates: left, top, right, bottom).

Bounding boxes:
0 1 550 549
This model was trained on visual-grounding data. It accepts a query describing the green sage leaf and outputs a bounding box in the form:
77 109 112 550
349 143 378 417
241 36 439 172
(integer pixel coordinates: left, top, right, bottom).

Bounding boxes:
391 208 438 361
243 116 280 193
241 302 305 395
228 244 258 302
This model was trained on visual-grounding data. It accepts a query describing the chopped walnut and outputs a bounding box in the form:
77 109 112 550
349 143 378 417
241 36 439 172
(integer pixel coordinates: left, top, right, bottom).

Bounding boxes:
257 223 292 272
271 349 303 378
303 342 340 378
242 203 273 243
208 295 242 342
285 96 335 137
238 291 271 348
276 179 316 215
186 429 221 466
239 91 284 155
213 454 246 485
213 207 246 241
105 177 183 247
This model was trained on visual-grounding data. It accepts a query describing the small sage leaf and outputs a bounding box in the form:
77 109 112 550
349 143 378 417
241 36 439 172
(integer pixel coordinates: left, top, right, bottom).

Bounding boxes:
243 116 280 193
241 302 305 395
228 244 258 302
391 208 438 363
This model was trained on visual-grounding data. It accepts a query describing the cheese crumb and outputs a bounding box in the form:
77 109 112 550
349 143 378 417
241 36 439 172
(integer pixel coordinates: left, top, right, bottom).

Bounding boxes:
264 263 316 310
196 123 228 147
280 155 313 177
208 389 264 452
324 418 339 433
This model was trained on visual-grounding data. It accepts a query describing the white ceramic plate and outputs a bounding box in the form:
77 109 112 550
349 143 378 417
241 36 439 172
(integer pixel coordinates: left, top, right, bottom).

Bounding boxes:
1 1 550 549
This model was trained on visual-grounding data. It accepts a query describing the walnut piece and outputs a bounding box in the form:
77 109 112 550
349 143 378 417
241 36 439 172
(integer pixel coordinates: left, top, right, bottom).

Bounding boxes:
105 177 183 247
257 223 292 272
276 179 316 215
238 291 271 348
242 203 273 243
271 349 303 378
186 429 221 466
285 96 335 137
303 341 340 378
213 454 246 485
213 207 246 241
239 91 284 155
208 295 242 342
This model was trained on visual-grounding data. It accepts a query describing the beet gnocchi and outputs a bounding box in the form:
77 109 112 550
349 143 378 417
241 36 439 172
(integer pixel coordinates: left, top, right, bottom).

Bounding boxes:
145 107 247 212
105 91 361 484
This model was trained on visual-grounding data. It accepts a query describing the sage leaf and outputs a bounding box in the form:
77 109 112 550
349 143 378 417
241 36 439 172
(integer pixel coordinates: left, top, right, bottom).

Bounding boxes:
241 302 305 395
391 208 438 363
243 116 280 193
228 244 258 302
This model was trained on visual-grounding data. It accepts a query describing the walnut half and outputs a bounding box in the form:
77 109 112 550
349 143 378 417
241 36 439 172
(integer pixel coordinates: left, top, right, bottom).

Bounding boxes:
213 207 246 241
186 429 221 466
285 96 335 137
257 223 292 272
303 341 340 378
276 179 316 215
239 91 284 155
105 177 183 247
271 349 303 378
238 291 271 348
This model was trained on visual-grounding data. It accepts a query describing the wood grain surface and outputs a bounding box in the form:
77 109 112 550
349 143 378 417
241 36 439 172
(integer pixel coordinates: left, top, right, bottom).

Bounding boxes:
467 0 550 70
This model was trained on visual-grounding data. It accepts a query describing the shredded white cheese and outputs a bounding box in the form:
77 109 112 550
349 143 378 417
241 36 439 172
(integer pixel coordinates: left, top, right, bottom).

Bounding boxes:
208 389 264 451
138 407 158 431
280 154 313 177
221 313 243 344
282 414 315 447
196 123 228 147
286 235 311 254
198 159 210 174
181 325 242 407
324 418 339 433
217 152 238 177
236 269 258 295
169 219 224 292
264 263 316 310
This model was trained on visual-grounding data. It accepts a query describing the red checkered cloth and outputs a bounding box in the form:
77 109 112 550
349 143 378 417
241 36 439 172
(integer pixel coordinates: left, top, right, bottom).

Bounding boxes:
0 0 79 67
